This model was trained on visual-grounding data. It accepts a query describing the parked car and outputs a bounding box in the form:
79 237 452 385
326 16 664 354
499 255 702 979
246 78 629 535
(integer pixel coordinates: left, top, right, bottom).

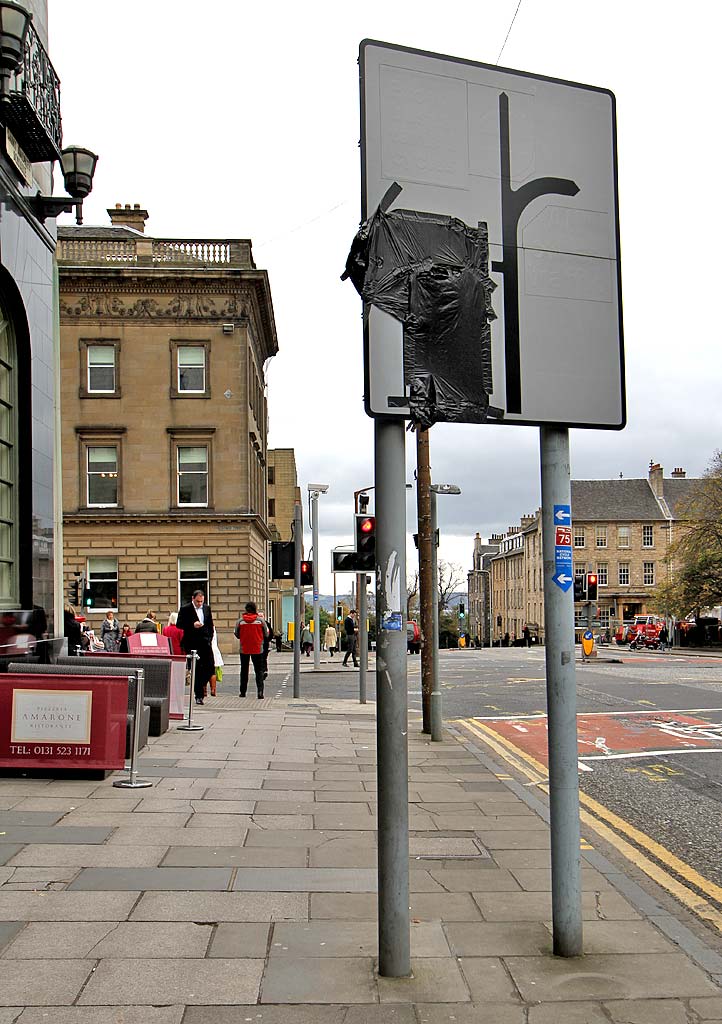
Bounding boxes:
407 619 421 654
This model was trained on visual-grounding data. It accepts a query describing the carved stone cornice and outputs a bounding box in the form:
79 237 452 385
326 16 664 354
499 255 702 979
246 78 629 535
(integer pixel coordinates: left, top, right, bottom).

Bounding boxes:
59 292 251 322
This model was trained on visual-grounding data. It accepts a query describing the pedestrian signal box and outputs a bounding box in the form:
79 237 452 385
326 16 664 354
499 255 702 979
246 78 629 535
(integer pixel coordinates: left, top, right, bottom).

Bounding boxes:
271 541 295 579
300 560 314 586
354 514 376 570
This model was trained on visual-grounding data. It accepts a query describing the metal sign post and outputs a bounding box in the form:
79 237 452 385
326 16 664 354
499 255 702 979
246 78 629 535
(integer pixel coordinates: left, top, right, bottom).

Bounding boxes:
358 575 367 704
540 427 582 956
374 417 410 978
293 502 302 699
177 652 203 733
113 670 152 789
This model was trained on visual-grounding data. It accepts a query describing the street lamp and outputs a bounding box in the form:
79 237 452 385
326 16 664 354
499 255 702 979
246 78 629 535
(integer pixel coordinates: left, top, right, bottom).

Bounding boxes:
429 483 461 742
28 144 99 225
307 484 329 670
0 2 31 97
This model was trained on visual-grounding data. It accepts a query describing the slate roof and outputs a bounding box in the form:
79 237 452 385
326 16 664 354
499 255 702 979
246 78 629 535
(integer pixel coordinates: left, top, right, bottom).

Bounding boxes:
58 225 142 240
660 477 698 518
570 479 664 522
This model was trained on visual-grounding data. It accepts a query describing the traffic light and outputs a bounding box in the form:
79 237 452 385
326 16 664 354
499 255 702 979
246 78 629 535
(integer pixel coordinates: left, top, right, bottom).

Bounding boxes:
586 573 598 602
82 587 93 608
337 604 343 621
271 540 295 579
355 514 376 571
459 601 465 619
69 576 80 605
573 575 587 602
300 560 314 586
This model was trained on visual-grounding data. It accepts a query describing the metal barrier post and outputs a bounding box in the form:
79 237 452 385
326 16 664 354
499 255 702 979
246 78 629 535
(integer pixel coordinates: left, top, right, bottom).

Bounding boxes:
177 651 204 732
113 670 152 789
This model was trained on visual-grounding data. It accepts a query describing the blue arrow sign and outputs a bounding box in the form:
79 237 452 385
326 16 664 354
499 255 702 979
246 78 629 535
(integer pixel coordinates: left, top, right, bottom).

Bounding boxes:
553 571 573 592
583 629 593 640
554 504 571 524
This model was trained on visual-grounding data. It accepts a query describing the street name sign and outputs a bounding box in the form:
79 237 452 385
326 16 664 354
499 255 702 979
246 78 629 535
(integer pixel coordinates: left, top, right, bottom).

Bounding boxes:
359 39 624 428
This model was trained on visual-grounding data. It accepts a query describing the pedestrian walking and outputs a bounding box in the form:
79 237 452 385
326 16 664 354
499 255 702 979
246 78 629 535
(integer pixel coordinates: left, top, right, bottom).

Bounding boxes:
64 604 81 656
342 609 359 667
100 609 121 652
301 623 313 657
209 628 223 696
235 601 268 699
176 590 215 705
135 610 159 633
658 624 669 651
324 623 338 657
162 612 184 656
523 624 531 647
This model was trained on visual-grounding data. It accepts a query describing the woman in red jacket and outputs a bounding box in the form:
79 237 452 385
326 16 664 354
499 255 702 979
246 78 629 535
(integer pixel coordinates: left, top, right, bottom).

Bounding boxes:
235 601 268 699
162 612 184 656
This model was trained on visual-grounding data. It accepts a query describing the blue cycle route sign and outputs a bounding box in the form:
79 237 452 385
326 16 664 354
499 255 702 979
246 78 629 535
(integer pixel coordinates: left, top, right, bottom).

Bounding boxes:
553 504 573 591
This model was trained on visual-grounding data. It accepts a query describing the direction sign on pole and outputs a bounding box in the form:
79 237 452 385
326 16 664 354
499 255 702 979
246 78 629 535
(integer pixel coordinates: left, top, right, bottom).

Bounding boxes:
359 40 624 429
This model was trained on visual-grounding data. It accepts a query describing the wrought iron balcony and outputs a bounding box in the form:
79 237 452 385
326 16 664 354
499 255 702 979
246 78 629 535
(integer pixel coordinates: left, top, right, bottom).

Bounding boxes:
0 17 61 162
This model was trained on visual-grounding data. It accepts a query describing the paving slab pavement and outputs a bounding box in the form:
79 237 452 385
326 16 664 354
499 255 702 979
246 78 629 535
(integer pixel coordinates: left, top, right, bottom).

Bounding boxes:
0 681 720 1020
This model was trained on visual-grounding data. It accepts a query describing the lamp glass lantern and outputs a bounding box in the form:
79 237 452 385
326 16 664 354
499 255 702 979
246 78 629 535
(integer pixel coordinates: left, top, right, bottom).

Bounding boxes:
60 146 99 200
0 1 31 94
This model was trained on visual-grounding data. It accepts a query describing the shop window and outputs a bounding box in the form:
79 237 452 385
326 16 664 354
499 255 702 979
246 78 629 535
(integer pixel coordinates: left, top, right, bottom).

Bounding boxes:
179 555 209 607
87 557 118 610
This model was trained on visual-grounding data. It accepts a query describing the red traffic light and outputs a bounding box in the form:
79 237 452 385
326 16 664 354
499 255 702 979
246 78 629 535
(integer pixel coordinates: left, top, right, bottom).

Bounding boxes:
300 560 314 586
359 516 375 533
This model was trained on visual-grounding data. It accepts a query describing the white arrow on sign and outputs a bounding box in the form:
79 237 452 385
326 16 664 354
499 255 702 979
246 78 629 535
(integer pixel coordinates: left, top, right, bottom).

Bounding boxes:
554 508 571 523
556 573 573 585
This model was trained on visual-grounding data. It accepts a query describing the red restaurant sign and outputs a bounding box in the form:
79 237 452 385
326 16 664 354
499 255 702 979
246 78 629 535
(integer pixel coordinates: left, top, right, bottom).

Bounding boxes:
0 674 128 770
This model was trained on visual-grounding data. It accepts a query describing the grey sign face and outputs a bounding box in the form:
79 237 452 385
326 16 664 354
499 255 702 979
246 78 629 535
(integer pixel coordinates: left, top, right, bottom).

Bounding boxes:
360 40 625 429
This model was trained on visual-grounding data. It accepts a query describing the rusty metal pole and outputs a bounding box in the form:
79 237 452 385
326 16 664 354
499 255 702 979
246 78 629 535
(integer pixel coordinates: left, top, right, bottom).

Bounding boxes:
416 428 433 734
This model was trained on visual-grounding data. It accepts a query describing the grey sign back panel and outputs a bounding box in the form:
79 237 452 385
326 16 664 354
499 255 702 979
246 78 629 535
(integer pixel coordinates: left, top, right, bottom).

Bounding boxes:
359 40 625 429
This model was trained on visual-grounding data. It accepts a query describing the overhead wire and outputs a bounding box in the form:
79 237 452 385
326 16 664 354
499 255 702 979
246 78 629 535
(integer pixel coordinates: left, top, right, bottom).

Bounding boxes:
495 0 523 64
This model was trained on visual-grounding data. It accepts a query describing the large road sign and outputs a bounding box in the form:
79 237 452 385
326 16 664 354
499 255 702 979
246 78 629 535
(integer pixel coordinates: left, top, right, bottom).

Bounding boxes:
359 40 624 429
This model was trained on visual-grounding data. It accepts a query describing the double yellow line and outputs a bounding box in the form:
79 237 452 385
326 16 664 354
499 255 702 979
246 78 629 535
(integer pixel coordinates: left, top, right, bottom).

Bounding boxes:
457 718 722 932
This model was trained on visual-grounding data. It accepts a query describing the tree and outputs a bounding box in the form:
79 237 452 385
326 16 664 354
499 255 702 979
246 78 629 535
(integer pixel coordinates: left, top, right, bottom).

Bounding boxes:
437 560 465 613
406 571 419 618
653 451 722 616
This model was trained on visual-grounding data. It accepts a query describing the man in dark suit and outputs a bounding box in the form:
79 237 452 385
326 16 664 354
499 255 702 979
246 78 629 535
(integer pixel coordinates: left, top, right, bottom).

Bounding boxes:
176 589 215 705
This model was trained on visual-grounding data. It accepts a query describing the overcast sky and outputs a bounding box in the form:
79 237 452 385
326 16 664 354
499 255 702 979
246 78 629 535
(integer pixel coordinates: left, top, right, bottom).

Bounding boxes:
50 1 722 593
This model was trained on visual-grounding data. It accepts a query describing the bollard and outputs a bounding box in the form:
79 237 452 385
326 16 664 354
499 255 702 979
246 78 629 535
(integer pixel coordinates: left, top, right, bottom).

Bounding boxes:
113 670 152 789
177 651 204 732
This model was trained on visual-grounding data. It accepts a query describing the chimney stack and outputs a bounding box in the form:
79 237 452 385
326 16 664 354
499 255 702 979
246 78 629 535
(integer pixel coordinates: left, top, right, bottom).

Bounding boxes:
107 203 149 233
671 467 686 478
648 461 664 497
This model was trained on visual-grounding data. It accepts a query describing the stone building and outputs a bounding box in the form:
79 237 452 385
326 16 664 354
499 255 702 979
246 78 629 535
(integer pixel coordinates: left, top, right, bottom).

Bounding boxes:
467 532 500 645
477 463 696 642
267 448 301 640
0 0 88 631
57 205 278 650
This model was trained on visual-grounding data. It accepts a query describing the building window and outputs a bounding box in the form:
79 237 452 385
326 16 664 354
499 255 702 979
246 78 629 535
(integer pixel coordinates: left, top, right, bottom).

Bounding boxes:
268 465 275 485
643 525 654 547
599 607 611 628
87 446 118 507
79 340 120 399
87 345 116 393
268 497 275 518
573 526 585 547
597 563 608 586
177 446 208 506
595 526 607 548
644 562 655 585
618 526 630 548
618 562 630 586
87 557 118 610
179 556 209 607
574 563 586 579
170 340 210 399
178 346 205 393
574 608 585 627
0 316 17 605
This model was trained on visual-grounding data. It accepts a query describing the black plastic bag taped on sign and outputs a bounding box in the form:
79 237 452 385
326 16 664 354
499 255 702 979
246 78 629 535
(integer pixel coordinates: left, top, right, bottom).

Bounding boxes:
342 184 497 429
